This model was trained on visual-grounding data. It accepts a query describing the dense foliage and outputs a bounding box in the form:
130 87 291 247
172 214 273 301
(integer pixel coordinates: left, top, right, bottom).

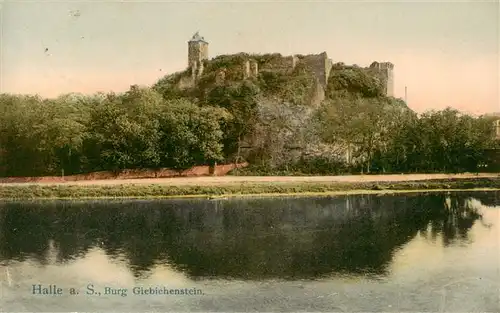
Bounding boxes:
0 87 230 176
328 63 385 98
0 54 498 177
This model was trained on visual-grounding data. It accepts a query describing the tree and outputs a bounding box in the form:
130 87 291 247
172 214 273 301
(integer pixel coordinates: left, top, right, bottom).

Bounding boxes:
206 81 260 161
157 99 232 169
82 87 163 171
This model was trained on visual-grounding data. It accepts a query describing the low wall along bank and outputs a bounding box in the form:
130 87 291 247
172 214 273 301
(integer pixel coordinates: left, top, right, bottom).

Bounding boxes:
0 162 249 184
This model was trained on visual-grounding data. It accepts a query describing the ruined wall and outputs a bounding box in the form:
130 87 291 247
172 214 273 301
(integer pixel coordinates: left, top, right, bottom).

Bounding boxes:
296 52 333 106
191 60 205 80
243 60 251 78
242 59 259 78
215 69 226 85
382 63 394 97
250 60 259 77
178 75 195 89
301 52 332 88
325 57 333 83
176 61 207 90
259 55 298 74
309 81 326 107
369 61 394 97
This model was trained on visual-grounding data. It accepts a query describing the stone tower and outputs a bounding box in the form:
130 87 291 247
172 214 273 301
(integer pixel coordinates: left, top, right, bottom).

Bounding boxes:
188 32 209 79
370 62 394 97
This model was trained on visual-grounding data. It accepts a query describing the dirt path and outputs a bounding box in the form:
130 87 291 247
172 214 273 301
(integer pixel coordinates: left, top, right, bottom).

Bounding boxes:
1 173 498 187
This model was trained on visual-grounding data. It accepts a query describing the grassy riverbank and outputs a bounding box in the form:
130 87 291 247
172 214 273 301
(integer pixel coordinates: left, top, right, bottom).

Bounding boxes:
1 177 499 200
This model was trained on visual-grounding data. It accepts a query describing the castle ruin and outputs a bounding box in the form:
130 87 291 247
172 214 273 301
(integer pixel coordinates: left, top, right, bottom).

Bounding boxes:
183 32 395 102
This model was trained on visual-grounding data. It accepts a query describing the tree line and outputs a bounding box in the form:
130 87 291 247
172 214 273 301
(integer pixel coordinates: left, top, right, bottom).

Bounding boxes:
0 87 229 177
0 72 498 177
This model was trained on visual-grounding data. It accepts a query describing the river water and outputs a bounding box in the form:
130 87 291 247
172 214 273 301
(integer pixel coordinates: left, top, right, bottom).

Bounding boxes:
0 191 499 312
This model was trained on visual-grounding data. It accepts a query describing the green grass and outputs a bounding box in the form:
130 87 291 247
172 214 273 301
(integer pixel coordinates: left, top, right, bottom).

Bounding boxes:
0 177 499 200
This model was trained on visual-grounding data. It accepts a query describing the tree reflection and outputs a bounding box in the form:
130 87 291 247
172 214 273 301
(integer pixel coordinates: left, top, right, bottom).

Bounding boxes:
0 192 495 280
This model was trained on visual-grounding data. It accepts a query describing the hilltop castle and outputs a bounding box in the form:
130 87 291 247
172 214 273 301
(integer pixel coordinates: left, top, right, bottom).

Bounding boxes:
185 32 395 103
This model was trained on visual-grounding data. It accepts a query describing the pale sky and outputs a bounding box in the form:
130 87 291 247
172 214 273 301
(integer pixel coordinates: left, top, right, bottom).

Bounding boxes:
0 0 498 114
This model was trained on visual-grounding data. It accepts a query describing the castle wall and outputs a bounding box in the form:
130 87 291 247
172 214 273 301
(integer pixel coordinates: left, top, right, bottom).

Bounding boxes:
242 59 260 79
309 81 325 107
369 62 394 97
259 55 298 74
385 66 394 97
178 75 195 89
215 69 226 85
298 52 333 106
301 52 332 88
243 60 251 78
250 60 259 77
325 57 333 83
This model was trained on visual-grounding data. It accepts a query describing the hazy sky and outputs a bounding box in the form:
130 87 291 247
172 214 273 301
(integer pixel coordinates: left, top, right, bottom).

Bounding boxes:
1 0 498 114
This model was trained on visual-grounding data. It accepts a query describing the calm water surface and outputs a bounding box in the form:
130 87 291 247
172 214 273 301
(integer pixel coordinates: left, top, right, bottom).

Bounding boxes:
0 191 499 312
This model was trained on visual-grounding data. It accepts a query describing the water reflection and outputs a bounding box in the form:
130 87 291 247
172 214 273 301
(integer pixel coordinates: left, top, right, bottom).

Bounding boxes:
0 192 493 281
